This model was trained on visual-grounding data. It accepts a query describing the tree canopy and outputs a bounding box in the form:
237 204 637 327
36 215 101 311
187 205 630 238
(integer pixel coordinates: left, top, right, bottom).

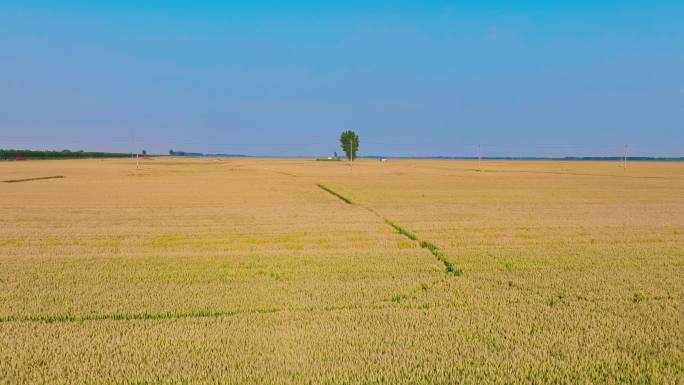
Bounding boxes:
339 130 359 161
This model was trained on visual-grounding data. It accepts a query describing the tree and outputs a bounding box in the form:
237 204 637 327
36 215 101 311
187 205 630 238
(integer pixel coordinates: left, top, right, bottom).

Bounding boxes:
169 149 174 156
339 130 359 162
142 150 147 156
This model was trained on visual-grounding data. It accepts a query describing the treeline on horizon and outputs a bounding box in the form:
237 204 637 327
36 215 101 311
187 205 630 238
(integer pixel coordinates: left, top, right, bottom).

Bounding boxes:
170 150 246 158
0 149 131 160
2 149 681 161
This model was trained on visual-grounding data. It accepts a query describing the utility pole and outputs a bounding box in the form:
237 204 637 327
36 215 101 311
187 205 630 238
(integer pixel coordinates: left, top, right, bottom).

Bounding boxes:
133 131 139 169
349 137 353 170
623 144 628 170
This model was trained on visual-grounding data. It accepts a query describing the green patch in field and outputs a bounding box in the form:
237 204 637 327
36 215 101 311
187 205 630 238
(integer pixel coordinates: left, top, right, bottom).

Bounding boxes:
258 270 285 282
143 235 185 248
632 292 646 303
391 294 409 302
0 239 19 247
396 239 415 249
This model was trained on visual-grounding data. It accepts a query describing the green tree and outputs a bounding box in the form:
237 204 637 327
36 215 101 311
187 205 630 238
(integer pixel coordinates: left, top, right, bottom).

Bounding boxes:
339 130 359 161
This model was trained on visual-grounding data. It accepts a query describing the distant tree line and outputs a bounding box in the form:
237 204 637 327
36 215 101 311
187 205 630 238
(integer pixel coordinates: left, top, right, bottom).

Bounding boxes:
0 149 131 160
169 149 204 157
169 149 246 157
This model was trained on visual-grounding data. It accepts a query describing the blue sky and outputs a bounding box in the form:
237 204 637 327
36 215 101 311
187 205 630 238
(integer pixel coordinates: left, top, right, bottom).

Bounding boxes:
1 1 682 156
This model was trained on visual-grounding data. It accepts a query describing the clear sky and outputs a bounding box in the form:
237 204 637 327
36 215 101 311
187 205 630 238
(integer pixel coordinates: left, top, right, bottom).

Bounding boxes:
1 1 682 157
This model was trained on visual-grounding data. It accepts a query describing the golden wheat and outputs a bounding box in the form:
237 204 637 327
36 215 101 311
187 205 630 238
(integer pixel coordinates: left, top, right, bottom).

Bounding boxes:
0 158 682 384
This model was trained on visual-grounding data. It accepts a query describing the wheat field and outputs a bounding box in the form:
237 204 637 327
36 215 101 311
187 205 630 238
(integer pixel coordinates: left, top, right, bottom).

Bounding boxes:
0 158 682 384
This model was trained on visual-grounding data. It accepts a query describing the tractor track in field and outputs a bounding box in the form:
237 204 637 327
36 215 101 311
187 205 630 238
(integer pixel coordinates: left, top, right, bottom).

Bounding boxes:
316 183 462 277
0 309 279 324
2 175 64 183
0 301 450 324
0 173 458 325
